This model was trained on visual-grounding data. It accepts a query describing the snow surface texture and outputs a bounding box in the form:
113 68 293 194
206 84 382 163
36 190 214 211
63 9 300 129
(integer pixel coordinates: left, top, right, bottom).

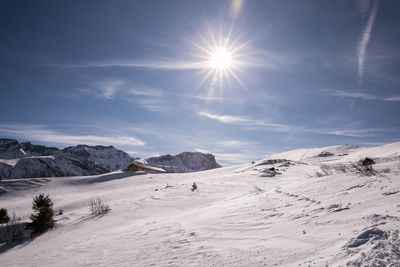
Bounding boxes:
147 152 221 173
0 143 400 266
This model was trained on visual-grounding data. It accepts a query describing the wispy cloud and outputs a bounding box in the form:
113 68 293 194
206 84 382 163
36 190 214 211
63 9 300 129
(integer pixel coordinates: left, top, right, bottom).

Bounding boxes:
198 112 250 124
78 80 173 112
186 94 235 102
48 60 208 70
357 0 379 82
127 97 174 112
125 86 174 112
198 111 397 138
195 148 260 165
217 139 258 148
0 123 145 147
127 87 164 97
309 128 380 138
384 96 400 102
78 80 123 99
197 112 294 131
357 0 371 17
322 88 377 100
46 50 290 72
322 88 400 102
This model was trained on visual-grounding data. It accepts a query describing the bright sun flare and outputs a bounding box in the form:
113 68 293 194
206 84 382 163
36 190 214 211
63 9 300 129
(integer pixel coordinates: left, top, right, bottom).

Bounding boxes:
188 25 250 95
210 48 233 70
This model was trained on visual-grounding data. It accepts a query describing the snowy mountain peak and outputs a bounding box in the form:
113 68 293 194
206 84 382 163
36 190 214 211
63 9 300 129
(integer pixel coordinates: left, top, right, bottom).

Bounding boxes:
146 151 221 173
0 138 59 159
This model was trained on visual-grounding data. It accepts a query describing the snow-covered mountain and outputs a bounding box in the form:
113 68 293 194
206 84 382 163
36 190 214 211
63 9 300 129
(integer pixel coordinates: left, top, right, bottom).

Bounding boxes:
0 142 400 265
146 152 221 173
0 139 222 179
0 140 134 179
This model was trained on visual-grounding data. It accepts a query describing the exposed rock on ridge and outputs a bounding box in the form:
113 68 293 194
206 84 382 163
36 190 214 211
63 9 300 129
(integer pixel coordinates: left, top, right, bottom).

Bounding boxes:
0 138 59 159
146 152 221 173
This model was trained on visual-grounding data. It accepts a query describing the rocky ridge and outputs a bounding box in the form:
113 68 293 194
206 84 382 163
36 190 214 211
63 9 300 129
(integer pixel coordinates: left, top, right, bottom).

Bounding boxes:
146 151 221 173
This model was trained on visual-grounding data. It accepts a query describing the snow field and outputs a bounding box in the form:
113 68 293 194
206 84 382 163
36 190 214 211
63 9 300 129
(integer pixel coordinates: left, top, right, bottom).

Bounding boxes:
1 143 400 266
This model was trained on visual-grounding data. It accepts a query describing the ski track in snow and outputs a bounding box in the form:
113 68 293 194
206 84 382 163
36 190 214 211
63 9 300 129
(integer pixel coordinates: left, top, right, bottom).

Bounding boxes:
1 143 400 266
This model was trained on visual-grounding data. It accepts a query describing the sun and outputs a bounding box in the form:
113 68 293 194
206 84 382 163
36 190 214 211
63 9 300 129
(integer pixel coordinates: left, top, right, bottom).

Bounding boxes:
210 47 233 70
186 24 251 96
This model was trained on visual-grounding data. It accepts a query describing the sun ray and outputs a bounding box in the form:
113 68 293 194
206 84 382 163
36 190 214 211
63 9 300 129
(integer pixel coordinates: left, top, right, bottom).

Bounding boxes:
197 68 216 92
206 24 219 50
227 68 247 91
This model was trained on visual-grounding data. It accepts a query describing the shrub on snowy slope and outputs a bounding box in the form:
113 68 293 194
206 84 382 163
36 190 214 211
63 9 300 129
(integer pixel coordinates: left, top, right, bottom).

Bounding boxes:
0 213 29 243
352 157 376 176
89 197 111 215
0 208 10 224
27 194 55 236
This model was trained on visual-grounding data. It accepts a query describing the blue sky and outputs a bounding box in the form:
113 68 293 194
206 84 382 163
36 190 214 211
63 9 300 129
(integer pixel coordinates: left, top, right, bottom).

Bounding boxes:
1 0 399 165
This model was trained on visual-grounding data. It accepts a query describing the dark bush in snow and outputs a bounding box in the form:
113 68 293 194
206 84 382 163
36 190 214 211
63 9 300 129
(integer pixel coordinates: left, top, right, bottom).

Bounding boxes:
0 208 10 224
352 157 376 176
191 182 197 191
0 213 29 243
26 194 55 235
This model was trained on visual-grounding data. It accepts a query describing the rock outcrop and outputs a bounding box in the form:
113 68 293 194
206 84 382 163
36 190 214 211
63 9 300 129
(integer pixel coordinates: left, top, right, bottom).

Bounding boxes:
146 152 221 173
0 138 59 159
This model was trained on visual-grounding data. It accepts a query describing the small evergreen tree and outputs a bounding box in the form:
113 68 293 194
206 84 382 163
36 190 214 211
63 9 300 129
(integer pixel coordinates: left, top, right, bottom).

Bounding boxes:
26 194 55 235
0 208 10 224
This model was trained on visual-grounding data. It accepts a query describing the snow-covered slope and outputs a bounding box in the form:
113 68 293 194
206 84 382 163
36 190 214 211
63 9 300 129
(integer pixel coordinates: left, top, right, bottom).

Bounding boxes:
0 142 400 266
146 151 221 173
0 143 134 179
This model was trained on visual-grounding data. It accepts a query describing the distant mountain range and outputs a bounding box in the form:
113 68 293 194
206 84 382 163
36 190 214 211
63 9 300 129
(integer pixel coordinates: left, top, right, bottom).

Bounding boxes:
0 138 220 179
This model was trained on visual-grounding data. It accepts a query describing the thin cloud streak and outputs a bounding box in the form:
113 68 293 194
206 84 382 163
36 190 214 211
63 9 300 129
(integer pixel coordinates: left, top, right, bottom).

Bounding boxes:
357 0 379 82
47 60 208 70
45 51 289 71
384 96 400 102
309 128 378 138
322 88 400 102
197 112 291 130
0 123 145 147
198 111 395 138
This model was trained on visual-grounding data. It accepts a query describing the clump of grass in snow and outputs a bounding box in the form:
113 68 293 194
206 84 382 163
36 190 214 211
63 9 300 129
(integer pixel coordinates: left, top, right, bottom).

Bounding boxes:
89 197 111 215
